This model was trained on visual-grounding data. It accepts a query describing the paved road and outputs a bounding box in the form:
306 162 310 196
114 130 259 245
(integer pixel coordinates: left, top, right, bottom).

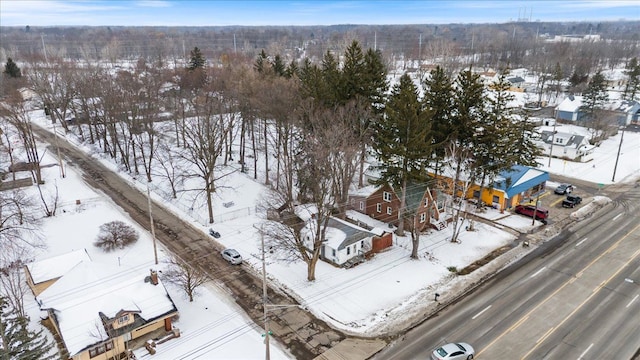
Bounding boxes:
33 124 350 359
375 182 640 359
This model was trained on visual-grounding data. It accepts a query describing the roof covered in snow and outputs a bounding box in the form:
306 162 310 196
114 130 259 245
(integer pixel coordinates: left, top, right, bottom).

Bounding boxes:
26 249 92 284
36 262 177 357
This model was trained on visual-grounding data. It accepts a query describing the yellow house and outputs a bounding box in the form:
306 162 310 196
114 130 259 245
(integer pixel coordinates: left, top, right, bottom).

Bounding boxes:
431 165 549 211
34 261 178 360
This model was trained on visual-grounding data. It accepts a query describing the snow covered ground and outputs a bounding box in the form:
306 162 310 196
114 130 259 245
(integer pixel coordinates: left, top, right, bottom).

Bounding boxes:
13 98 640 359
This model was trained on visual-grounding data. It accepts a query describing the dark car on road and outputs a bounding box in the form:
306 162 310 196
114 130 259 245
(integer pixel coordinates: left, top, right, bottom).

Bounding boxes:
554 183 574 195
514 204 549 224
562 194 582 208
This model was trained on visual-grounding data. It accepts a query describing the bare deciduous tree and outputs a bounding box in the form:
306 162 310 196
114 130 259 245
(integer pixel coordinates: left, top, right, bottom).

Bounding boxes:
161 257 208 302
93 221 139 252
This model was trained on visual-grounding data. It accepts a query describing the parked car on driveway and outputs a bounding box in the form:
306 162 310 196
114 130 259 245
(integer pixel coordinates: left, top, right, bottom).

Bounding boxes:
554 183 574 195
221 249 242 265
514 204 549 224
562 194 583 208
431 342 475 360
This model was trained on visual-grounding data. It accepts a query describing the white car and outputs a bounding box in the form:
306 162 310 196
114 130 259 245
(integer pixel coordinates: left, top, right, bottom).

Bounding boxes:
221 249 242 265
431 342 475 360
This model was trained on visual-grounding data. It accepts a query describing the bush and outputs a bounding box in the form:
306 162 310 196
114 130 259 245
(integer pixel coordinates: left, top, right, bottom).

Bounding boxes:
94 221 139 252
447 266 458 273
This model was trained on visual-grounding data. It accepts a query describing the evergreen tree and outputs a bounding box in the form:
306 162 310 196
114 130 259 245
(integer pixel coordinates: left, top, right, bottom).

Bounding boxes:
451 69 485 150
187 47 205 70
271 54 286 77
3 58 21 78
581 70 609 124
623 57 640 101
362 48 388 113
552 62 563 99
372 73 433 243
284 60 299 79
341 40 365 102
0 296 57 360
318 50 341 106
509 110 544 168
422 66 455 175
254 49 268 74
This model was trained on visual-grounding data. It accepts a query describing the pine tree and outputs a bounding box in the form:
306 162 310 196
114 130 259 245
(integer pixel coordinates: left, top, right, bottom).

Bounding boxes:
271 54 286 77
422 66 455 175
0 296 57 360
372 73 433 246
341 40 365 102
187 47 205 70
3 58 21 78
552 62 563 99
254 49 268 74
623 57 640 101
581 70 609 132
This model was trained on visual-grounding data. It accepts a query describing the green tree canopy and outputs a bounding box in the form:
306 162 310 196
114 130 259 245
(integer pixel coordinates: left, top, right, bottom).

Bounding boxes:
3 58 21 78
187 47 205 70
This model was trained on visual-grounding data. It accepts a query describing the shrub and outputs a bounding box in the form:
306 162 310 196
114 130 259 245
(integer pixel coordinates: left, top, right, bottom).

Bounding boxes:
94 221 139 252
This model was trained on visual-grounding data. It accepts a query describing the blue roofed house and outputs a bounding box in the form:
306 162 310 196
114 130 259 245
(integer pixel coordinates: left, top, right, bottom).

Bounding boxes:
468 165 550 211
555 96 640 126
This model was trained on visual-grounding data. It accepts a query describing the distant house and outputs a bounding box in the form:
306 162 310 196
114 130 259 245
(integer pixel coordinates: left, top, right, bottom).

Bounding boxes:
555 95 584 121
535 130 595 162
300 216 393 267
32 260 178 360
555 96 640 126
24 249 92 296
506 75 526 91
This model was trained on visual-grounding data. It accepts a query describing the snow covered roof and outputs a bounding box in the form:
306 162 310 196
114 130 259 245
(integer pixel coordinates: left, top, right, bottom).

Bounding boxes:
323 217 376 251
36 262 177 357
492 165 550 199
556 95 583 112
26 249 92 284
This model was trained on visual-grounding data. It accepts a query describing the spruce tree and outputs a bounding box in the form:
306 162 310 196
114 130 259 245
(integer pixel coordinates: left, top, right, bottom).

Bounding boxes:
187 47 205 70
271 54 286 77
552 62 563 99
254 49 268 74
341 40 365 102
0 296 57 360
422 66 455 175
581 70 609 123
3 58 21 78
624 57 640 101
372 73 433 242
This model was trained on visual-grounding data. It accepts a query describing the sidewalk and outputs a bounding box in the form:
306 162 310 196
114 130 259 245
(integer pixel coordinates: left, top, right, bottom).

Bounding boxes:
313 338 387 360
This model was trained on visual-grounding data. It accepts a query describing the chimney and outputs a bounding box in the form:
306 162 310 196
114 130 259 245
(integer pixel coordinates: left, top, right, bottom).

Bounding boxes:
150 269 158 285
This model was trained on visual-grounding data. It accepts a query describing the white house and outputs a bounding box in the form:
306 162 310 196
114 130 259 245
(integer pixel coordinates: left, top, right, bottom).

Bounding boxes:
535 130 595 162
301 217 377 267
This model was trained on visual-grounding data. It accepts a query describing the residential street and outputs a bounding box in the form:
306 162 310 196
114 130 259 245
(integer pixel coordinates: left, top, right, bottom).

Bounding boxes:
32 125 350 360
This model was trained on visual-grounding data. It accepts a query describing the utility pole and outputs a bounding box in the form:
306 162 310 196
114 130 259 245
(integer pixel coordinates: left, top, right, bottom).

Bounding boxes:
548 120 557 167
261 228 270 360
611 126 625 182
147 181 159 265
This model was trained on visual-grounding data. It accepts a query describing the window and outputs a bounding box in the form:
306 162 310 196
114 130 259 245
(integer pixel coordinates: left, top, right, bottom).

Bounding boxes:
347 246 351 255
89 341 113 358
359 201 364 210
360 240 364 248
420 213 427 223
376 203 381 213
117 314 130 325
387 206 392 215
332 249 336 257
424 198 429 207
383 191 392 202
492 195 499 204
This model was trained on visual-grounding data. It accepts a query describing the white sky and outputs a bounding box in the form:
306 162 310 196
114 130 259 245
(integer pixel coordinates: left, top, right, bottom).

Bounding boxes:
12 77 640 358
